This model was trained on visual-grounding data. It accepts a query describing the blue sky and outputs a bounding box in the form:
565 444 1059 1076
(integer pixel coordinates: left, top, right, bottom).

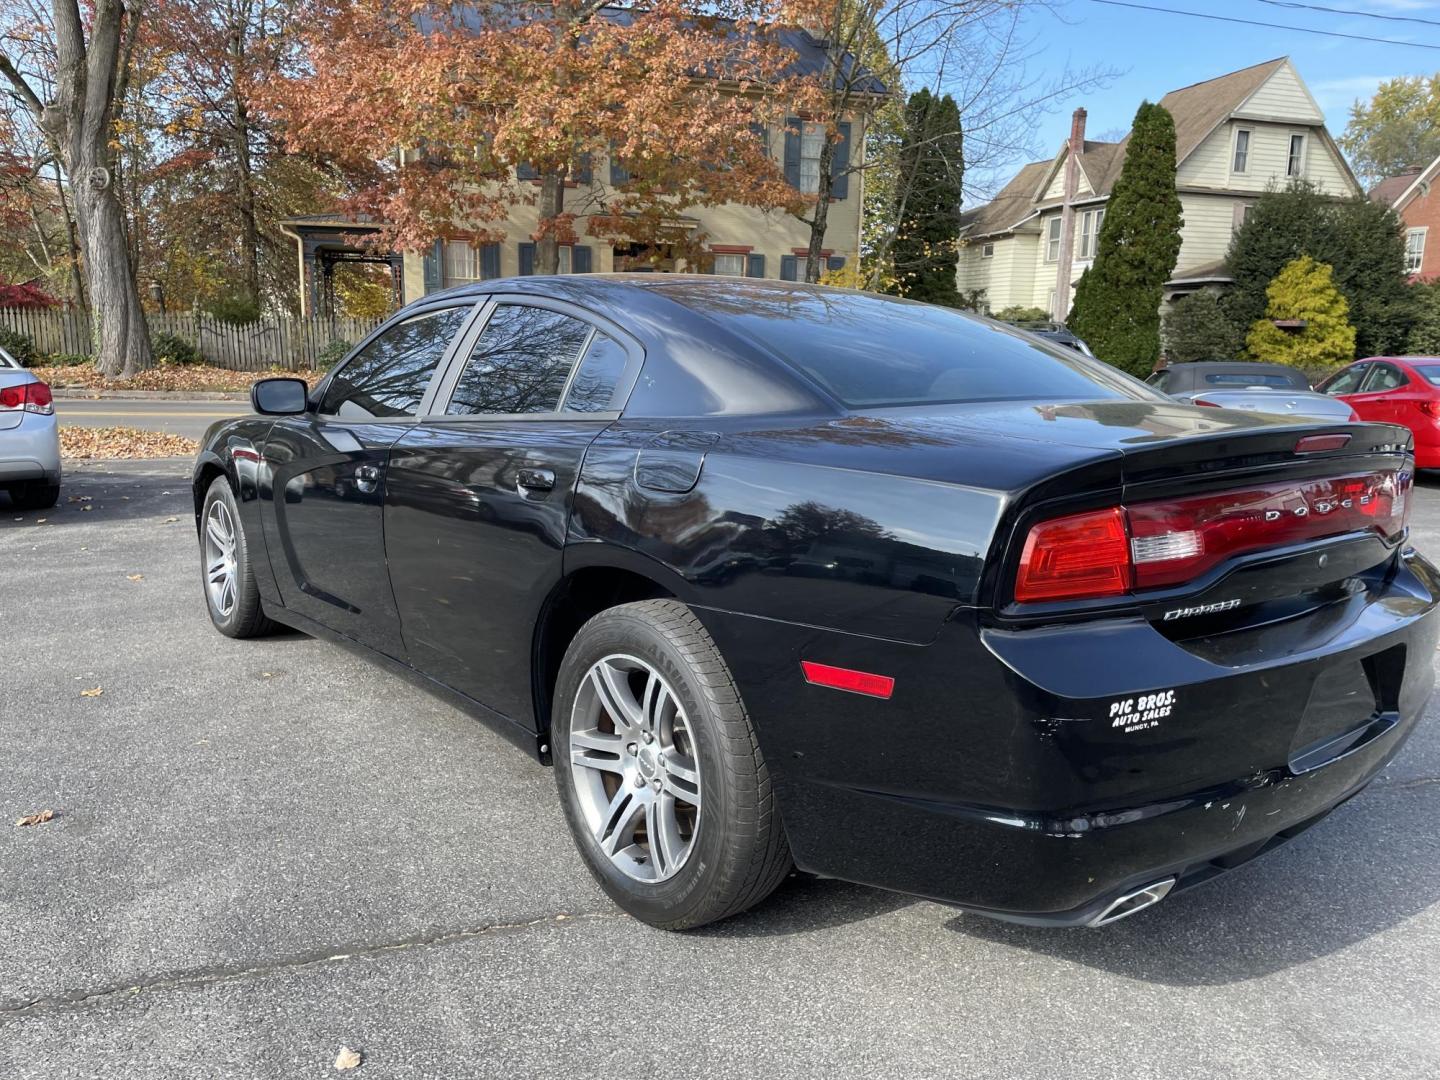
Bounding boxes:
993 0 1440 185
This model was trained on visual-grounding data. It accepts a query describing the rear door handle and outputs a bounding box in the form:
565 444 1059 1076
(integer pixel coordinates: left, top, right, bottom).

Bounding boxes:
517 467 556 493
355 464 382 493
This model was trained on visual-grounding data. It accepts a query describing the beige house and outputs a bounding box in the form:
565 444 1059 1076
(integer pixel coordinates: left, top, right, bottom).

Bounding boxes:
957 58 1363 319
399 115 870 303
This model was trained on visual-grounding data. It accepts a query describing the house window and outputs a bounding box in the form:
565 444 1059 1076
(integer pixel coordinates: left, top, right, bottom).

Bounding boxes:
1287 134 1306 177
1407 228 1427 274
557 245 573 275
800 122 825 194
712 252 747 276
445 241 480 281
1079 209 1105 259
981 243 995 258
1045 217 1062 262
1233 128 1250 173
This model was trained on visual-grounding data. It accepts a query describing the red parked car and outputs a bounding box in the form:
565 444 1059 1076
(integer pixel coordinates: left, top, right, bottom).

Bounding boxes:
1319 356 1440 468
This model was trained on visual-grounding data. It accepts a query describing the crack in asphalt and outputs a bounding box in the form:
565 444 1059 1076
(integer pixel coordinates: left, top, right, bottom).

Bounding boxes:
0 910 624 1023
1370 774 1440 793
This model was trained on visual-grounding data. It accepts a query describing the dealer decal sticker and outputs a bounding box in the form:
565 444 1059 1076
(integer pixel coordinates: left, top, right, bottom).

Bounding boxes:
1108 690 1177 733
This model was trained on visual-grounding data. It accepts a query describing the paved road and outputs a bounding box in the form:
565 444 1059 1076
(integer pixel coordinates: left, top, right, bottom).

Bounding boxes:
3 461 1440 1078
54 398 246 440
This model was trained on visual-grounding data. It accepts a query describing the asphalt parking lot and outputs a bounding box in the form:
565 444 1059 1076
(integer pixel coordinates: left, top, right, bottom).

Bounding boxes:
3 460 1440 1079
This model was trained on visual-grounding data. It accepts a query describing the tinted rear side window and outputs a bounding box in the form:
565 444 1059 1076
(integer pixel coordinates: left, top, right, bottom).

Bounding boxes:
563 332 630 413
322 306 472 419
1203 371 1304 388
447 303 592 415
651 284 1150 407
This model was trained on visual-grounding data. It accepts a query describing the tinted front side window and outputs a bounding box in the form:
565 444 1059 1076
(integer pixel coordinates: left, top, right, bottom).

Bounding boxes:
321 306 472 419
1321 365 1368 395
651 283 1152 407
1362 363 1407 392
562 332 630 413
448 304 592 415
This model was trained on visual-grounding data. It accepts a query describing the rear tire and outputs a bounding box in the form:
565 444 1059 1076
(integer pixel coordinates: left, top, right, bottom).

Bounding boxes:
8 481 59 511
553 599 792 929
200 475 275 639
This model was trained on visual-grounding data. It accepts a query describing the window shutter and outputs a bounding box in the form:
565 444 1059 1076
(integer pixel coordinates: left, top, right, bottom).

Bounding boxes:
826 255 846 272
481 243 501 280
609 147 630 186
780 255 798 281
831 122 852 199
573 245 593 273
423 239 443 293
783 117 802 188
746 253 766 278
749 123 768 160
517 161 538 181
518 243 535 276
574 153 592 185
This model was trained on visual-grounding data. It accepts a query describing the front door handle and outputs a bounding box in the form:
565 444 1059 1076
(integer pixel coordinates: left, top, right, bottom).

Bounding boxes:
355 464 382 494
517 467 556 493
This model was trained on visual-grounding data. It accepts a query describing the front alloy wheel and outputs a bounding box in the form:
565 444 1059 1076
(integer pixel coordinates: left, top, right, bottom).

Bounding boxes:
200 475 274 639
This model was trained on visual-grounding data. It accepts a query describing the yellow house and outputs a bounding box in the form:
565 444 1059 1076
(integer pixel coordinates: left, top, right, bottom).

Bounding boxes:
957 58 1363 319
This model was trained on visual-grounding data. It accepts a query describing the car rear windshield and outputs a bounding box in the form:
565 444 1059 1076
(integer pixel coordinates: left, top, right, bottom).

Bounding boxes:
652 284 1150 407
1412 364 1440 385
1203 371 1305 388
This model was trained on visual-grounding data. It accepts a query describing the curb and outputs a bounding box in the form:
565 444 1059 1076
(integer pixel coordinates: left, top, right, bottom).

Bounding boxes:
51 389 249 402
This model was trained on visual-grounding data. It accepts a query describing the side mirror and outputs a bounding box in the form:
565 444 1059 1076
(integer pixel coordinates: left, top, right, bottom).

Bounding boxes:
251 377 310 416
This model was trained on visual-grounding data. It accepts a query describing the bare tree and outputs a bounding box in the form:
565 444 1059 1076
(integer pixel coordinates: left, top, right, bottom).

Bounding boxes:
1 1 153 375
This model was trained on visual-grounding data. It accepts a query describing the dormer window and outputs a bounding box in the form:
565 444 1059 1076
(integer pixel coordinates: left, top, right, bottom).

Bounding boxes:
1287 134 1306 177
1232 128 1251 173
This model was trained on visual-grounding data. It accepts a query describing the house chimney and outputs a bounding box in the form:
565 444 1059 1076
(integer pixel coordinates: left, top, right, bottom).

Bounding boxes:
1070 107 1087 154
1053 108 1087 322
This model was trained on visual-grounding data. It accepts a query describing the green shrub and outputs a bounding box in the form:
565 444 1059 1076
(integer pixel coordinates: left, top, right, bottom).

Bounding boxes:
316 339 353 371
1162 291 1244 363
992 306 1051 323
1246 255 1356 369
151 331 204 366
0 327 37 366
205 294 261 325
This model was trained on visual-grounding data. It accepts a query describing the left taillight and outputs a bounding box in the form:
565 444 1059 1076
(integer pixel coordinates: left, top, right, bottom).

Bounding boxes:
0 381 54 416
1013 469 1412 604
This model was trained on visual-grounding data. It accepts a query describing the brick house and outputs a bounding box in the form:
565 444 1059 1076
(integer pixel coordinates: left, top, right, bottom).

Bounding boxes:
957 58 1363 319
1370 161 1440 281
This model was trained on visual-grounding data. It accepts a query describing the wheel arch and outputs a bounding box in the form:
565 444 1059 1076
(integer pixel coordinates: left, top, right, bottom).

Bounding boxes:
192 452 230 532
531 555 686 746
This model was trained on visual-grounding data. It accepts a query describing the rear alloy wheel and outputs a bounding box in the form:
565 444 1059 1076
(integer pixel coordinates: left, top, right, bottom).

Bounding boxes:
200 476 275 639
553 599 791 929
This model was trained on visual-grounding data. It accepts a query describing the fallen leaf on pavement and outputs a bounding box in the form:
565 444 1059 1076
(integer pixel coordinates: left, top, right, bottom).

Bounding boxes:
163 516 179 524
80 687 104 698
36 518 46 524
16 809 55 827
60 427 199 461
334 1047 362 1071
127 574 144 582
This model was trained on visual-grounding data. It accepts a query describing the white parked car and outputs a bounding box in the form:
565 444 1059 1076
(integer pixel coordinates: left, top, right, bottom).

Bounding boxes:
0 345 61 510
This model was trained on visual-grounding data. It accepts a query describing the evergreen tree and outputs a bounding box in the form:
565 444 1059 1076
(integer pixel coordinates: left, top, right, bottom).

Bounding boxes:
1225 180 1414 358
1406 281 1440 354
1068 102 1183 377
1246 256 1356 369
889 89 964 306
1163 291 1243 363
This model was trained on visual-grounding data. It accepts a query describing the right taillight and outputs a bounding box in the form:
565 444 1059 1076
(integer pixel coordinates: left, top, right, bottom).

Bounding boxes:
0 381 54 416
1014 469 1412 604
1419 400 1440 419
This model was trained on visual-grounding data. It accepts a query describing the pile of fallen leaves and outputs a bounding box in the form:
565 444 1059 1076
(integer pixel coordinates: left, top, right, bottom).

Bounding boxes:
31 363 322 394
60 426 199 459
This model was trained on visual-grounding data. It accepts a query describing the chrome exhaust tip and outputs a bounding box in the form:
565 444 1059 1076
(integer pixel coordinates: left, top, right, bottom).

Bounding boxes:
1087 877 1176 927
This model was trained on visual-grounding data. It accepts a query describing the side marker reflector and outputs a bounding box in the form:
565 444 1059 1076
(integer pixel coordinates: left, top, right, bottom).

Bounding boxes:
801 661 895 699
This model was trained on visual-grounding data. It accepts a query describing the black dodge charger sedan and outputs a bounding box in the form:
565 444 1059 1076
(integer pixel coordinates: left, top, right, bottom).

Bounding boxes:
193 277 1436 930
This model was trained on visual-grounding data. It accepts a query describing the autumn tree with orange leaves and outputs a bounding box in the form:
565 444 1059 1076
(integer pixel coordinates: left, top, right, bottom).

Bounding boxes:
267 0 807 274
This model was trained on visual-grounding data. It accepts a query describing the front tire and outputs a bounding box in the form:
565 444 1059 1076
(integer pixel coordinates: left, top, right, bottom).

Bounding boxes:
553 599 791 929
200 476 275 639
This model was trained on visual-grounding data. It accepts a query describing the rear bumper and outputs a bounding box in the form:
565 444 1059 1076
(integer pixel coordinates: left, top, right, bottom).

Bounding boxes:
696 547 1440 923
0 414 61 485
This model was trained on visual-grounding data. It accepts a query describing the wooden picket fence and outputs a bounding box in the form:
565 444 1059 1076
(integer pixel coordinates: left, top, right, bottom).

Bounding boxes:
0 306 384 371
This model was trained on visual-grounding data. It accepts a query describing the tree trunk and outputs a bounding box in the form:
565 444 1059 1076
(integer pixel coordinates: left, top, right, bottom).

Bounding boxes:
51 159 86 307
805 128 837 283
72 144 152 377
536 171 565 275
